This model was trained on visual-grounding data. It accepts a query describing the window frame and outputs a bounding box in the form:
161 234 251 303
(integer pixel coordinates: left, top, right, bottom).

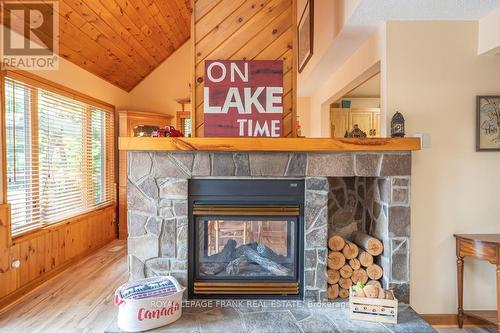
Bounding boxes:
176 111 191 137
1 70 117 238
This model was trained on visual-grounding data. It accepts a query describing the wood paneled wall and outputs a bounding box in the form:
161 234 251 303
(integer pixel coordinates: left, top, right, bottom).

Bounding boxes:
191 0 297 137
0 205 116 309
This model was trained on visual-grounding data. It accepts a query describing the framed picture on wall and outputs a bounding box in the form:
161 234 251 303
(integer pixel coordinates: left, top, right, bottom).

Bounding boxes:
476 95 500 151
297 0 313 73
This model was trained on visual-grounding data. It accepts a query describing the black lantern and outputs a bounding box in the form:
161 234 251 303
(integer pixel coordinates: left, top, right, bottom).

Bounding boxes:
391 111 405 138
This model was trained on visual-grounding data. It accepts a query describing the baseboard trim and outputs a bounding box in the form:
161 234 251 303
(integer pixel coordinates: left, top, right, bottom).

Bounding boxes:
421 314 493 328
0 238 116 314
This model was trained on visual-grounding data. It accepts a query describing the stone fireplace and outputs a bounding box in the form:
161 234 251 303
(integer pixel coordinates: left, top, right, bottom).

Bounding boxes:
127 151 411 303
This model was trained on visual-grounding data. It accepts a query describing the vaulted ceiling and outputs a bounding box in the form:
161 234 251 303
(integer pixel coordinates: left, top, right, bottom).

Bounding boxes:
4 0 191 91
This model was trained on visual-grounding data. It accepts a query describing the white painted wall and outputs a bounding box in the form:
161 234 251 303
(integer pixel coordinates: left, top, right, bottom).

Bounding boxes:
33 59 130 108
296 0 337 87
308 26 385 137
478 7 500 55
297 0 363 96
385 21 500 313
126 42 191 116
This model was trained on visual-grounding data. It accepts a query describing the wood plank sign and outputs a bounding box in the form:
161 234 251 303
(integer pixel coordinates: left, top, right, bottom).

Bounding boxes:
204 60 283 137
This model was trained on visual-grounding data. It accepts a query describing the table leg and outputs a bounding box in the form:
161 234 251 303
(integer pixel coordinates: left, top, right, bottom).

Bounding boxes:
496 265 499 333
457 256 464 328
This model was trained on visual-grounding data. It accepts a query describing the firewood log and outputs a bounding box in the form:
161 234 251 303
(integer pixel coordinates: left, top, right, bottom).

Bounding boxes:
327 251 345 270
366 280 382 289
327 269 340 285
351 232 383 256
339 277 353 290
338 288 349 299
255 243 286 263
327 284 339 300
358 250 374 268
342 241 359 260
366 264 383 280
225 255 250 275
351 268 368 285
328 235 345 251
233 242 285 263
199 239 237 275
240 246 291 276
340 264 353 279
349 258 361 270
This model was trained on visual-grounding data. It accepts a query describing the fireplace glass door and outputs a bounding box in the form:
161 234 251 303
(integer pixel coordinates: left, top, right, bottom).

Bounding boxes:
196 217 297 279
191 204 301 296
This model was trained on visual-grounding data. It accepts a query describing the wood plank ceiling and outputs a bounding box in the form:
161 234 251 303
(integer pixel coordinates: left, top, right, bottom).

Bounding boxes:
3 0 191 91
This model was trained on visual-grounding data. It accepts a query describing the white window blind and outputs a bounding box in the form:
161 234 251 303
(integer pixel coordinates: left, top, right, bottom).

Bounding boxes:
4 77 115 234
5 79 36 231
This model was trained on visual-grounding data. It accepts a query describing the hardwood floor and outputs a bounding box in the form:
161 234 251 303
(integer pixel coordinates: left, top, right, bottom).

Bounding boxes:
437 328 497 333
0 240 127 333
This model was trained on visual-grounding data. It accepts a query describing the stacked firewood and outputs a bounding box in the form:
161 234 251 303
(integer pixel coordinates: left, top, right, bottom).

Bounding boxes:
327 232 384 300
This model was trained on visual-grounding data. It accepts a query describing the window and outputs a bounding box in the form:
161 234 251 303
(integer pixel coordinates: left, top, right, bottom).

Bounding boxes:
4 75 115 234
176 111 191 137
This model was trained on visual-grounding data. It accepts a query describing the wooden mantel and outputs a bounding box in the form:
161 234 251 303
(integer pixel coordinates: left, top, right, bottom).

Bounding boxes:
118 137 421 152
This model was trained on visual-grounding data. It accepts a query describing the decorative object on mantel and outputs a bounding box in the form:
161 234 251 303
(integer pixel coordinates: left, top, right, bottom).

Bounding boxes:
345 124 367 138
204 60 283 137
133 125 160 137
391 111 405 138
296 117 303 137
476 95 500 151
152 125 183 137
297 0 314 73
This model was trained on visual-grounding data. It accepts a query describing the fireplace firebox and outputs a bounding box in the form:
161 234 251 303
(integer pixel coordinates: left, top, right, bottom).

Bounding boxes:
188 179 304 299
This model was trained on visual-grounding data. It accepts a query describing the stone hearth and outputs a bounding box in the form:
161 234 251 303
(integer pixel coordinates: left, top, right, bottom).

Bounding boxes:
106 302 436 333
127 151 411 302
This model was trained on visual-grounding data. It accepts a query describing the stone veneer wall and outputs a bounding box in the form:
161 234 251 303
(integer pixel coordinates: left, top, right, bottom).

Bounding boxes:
328 177 370 238
366 177 411 303
127 151 411 302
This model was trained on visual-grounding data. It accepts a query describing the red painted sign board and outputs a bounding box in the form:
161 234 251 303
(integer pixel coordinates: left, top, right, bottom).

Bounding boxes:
204 60 283 137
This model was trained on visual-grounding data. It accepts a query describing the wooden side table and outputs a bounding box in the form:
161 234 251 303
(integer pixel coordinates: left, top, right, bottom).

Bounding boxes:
454 234 500 332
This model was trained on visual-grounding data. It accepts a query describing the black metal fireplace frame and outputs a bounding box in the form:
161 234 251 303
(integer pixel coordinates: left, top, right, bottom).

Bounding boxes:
188 179 305 300
193 215 298 281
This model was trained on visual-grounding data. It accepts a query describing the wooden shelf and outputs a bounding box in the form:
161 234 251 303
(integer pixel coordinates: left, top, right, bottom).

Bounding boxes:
118 137 421 152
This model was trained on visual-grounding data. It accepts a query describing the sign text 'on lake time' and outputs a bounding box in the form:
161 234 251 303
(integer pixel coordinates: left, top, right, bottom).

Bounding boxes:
203 60 283 137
